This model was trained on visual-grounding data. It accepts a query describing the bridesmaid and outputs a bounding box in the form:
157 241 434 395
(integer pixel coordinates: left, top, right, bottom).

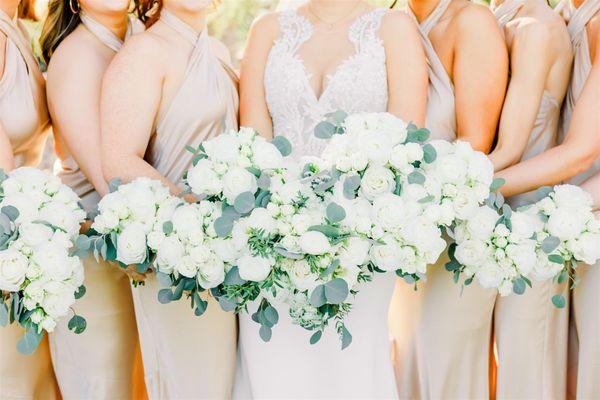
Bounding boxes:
0 1 58 399
498 0 600 397
388 0 508 398
100 0 237 398
485 0 572 397
39 1 144 398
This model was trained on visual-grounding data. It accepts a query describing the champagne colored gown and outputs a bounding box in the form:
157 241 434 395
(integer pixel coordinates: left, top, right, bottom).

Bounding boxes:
559 1 600 397
490 2 569 398
234 8 399 399
132 10 238 399
49 13 145 399
0 7 56 400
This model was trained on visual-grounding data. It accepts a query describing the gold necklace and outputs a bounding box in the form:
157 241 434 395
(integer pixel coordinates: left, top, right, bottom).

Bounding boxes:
308 1 362 31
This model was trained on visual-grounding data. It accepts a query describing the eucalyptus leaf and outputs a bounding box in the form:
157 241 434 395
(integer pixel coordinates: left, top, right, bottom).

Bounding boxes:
195 299 208 316
272 136 292 156
552 294 566 309
0 302 8 327
156 272 173 288
185 145 197 154
67 315 87 334
246 166 261 177
234 192 255 215
325 110 348 124
264 306 279 326
541 236 560 254
218 296 237 312
257 173 271 190
341 325 353 350
74 285 86 300
310 330 323 345
407 171 425 185
536 186 553 201
16 329 43 356
314 121 336 139
310 285 327 308
224 266 247 286
406 127 430 143
512 278 526 295
326 202 346 223
557 269 568 284
418 195 434 204
273 246 304 260
490 178 506 192
307 225 340 238
108 178 122 193
548 254 564 264
259 325 272 342
162 221 173 235
394 176 402 196
343 175 361 200
324 278 349 304
319 259 340 279
1 206 19 222
423 144 437 163
214 216 234 238
157 289 173 304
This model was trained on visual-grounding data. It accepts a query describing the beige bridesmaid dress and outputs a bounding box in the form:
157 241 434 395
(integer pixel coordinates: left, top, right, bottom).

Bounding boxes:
560 1 600 398
0 8 57 400
132 10 238 399
48 13 145 400
390 1 498 398
491 2 569 398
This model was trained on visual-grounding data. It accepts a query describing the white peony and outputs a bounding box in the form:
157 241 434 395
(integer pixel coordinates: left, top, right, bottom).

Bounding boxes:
339 237 371 267
299 231 331 255
222 167 258 204
203 133 241 163
0 248 28 291
455 239 490 267
187 159 223 196
370 236 402 272
116 223 148 265
197 256 225 289
252 140 284 170
360 166 395 201
237 254 273 282
547 208 586 241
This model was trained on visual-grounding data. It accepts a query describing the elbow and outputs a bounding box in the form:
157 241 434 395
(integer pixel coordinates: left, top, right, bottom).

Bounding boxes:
564 141 599 178
573 151 598 177
101 152 120 182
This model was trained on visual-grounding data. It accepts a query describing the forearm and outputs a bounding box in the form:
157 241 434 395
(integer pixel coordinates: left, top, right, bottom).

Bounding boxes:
581 173 600 211
496 142 596 197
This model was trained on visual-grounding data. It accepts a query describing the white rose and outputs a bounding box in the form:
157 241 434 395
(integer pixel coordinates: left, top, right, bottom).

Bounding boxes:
572 232 600 265
369 236 402 272
0 192 39 223
203 133 241 163
395 246 420 274
177 255 198 278
436 154 468 184
0 248 28 291
156 236 185 274
371 193 406 232
453 189 480 220
287 259 319 292
222 167 258 204
455 239 489 267
41 281 75 318
338 237 371 267
187 159 223 196
466 206 499 239
210 238 238 263
337 264 361 289
237 254 273 282
506 242 537 276
197 255 225 289
547 208 586 241
38 202 83 239
116 223 148 265
552 184 593 209
32 244 72 282
531 250 563 281
360 166 396 201
19 223 53 247
246 208 277 234
252 140 284 170
299 231 331 255
475 261 504 289
405 143 424 163
510 211 542 240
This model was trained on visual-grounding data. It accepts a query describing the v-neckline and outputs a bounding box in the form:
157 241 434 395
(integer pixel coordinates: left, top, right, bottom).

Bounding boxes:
291 9 379 105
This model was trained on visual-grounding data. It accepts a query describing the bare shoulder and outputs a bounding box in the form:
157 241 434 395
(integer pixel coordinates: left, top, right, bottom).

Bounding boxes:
380 9 419 38
453 1 499 33
104 30 166 83
590 12 600 64
248 11 281 42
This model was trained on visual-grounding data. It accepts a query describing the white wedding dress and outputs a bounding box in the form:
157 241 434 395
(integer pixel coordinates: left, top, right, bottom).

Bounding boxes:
233 8 398 399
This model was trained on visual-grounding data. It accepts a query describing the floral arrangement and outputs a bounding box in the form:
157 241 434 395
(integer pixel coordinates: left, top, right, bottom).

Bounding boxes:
0 167 87 354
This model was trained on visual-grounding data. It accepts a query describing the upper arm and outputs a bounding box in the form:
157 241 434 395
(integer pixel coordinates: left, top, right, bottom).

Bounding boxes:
495 24 553 159
0 123 14 171
381 11 428 126
100 35 164 170
0 32 6 81
239 13 279 139
47 46 108 194
453 5 508 153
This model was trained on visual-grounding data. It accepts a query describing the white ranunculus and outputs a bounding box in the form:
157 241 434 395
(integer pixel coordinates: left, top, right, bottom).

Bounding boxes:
466 206 498 239
467 152 494 186
177 256 198 278
37 202 83 239
360 166 395 201
436 154 468 184
287 259 319 292
237 254 273 282
252 140 284 170
547 208 586 241
41 281 75 318
506 242 537 276
474 261 504 290
552 184 593 209
455 239 489 267
33 244 72 282
371 193 406 232
510 211 542 240
210 238 237 263
222 167 258 204
452 189 480 220
203 133 241 163
246 208 277 234
531 250 563 281
187 159 223 196
156 236 185 274
339 237 371 267
0 192 39 223
0 248 28 291
116 223 148 265
299 231 331 255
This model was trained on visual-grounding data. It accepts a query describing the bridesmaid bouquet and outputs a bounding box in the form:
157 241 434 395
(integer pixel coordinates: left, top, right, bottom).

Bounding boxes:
87 177 184 281
0 167 87 354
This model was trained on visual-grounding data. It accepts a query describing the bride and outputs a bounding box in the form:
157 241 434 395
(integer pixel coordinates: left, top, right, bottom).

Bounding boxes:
234 0 428 398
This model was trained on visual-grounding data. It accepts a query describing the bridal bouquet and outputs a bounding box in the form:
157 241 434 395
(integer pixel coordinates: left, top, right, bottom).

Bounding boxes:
523 184 600 307
0 167 87 354
88 177 184 281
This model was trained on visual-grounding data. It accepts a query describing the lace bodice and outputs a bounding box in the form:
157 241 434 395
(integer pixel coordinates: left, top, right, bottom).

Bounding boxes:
264 8 388 160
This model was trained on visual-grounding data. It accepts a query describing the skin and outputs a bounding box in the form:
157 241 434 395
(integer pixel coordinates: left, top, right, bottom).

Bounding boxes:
101 0 230 196
240 0 429 139
0 0 21 171
409 0 508 153
497 21 600 197
489 0 572 171
46 0 131 199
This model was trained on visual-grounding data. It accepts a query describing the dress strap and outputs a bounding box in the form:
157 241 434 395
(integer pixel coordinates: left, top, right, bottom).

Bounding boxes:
567 0 600 46
412 0 453 36
493 0 526 29
160 9 208 48
348 8 387 51
80 12 126 52
276 10 313 54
